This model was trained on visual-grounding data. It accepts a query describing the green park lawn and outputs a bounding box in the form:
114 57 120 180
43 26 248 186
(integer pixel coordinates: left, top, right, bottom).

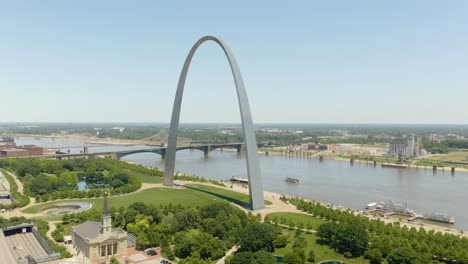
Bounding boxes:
132 172 163 183
266 212 326 227
22 183 266 218
184 184 271 207
423 151 468 162
274 229 369 264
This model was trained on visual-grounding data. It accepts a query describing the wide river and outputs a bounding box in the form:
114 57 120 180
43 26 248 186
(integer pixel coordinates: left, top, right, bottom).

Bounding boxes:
15 137 468 229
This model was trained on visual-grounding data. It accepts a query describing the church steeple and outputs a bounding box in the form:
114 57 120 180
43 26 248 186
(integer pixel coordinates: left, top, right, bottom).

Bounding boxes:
103 192 110 215
101 193 112 234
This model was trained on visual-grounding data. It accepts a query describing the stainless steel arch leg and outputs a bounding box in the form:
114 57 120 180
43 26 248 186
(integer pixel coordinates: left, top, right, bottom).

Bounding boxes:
163 36 264 210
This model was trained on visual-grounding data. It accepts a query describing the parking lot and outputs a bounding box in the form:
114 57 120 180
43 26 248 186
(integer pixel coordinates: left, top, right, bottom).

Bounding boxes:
124 247 172 264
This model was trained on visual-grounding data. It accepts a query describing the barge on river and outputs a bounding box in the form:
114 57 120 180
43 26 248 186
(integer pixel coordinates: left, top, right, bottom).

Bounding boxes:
424 212 455 224
381 163 408 169
285 177 301 183
230 176 249 183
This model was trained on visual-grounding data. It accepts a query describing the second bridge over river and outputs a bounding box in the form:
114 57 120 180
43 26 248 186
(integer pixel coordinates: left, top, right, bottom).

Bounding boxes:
46 143 246 160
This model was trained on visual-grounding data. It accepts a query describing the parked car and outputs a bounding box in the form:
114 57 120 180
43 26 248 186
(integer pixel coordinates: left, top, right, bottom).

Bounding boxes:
147 249 157 256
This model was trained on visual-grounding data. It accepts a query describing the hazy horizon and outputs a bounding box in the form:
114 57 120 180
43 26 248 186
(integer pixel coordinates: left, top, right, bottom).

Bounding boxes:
1 122 468 127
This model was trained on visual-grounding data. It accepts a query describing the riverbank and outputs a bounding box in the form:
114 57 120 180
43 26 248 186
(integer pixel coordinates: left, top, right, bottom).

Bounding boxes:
163 154 468 238
220 148 468 173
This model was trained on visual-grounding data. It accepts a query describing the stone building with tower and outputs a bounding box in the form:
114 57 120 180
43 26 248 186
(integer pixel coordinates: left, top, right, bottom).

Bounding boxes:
72 195 128 262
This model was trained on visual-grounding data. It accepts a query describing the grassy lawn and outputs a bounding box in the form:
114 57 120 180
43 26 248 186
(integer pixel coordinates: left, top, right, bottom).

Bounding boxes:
23 183 267 219
184 184 272 207
274 229 369 264
132 172 163 183
266 212 326 227
423 151 468 162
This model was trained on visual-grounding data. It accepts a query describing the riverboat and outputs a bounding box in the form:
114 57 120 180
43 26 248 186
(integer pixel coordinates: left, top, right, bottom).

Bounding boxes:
365 200 415 216
231 176 248 183
285 177 301 183
424 212 455 224
381 163 408 169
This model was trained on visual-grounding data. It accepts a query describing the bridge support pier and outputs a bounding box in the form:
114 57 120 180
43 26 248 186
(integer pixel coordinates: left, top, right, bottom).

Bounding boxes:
203 146 211 157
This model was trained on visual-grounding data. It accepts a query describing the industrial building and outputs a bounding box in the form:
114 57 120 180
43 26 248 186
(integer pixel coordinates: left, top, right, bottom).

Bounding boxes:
389 134 422 158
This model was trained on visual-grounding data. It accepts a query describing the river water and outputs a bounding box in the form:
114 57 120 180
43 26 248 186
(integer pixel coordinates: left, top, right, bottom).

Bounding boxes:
15 137 468 229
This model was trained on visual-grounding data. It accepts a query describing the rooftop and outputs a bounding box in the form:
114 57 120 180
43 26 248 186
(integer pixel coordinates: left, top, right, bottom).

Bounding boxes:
73 221 126 241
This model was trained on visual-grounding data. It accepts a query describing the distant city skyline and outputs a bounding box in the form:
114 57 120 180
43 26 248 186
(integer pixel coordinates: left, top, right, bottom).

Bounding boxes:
1 1 467 124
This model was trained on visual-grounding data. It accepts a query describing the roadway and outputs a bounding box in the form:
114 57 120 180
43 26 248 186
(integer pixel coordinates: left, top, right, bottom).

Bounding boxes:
0 231 17 264
4 232 47 261
0 170 12 205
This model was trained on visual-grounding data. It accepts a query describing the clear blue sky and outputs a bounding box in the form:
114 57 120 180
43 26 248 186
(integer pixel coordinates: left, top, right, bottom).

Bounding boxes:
1 1 467 124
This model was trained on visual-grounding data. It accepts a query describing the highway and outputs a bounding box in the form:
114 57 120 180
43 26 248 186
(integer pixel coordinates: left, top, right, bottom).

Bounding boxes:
0 231 17 264
4 232 47 261
0 170 12 205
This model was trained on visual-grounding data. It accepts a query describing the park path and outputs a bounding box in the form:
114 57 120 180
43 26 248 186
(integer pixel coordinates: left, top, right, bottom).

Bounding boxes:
46 221 61 241
216 245 239 264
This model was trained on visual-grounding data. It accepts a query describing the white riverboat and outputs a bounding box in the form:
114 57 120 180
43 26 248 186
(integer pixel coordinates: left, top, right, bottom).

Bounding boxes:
231 176 249 183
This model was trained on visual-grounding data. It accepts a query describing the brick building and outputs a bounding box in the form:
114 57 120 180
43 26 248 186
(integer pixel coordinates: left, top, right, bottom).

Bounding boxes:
0 148 28 158
21 145 44 156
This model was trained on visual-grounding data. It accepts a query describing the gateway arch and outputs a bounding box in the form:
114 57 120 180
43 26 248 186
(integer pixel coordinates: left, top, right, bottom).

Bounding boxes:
164 36 264 210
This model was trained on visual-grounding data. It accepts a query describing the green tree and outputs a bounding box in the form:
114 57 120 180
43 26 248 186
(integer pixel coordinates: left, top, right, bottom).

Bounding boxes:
275 234 289 248
366 247 383 264
284 250 306 264
178 252 212 264
59 171 78 188
238 223 278 252
293 236 307 250
387 247 425 264
228 251 275 264
162 246 175 261
317 222 368 257
175 207 201 231
308 249 315 263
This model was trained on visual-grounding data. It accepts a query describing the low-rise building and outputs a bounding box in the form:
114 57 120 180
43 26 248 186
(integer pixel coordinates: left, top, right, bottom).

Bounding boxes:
307 143 329 151
72 195 129 262
21 145 44 156
0 148 28 158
